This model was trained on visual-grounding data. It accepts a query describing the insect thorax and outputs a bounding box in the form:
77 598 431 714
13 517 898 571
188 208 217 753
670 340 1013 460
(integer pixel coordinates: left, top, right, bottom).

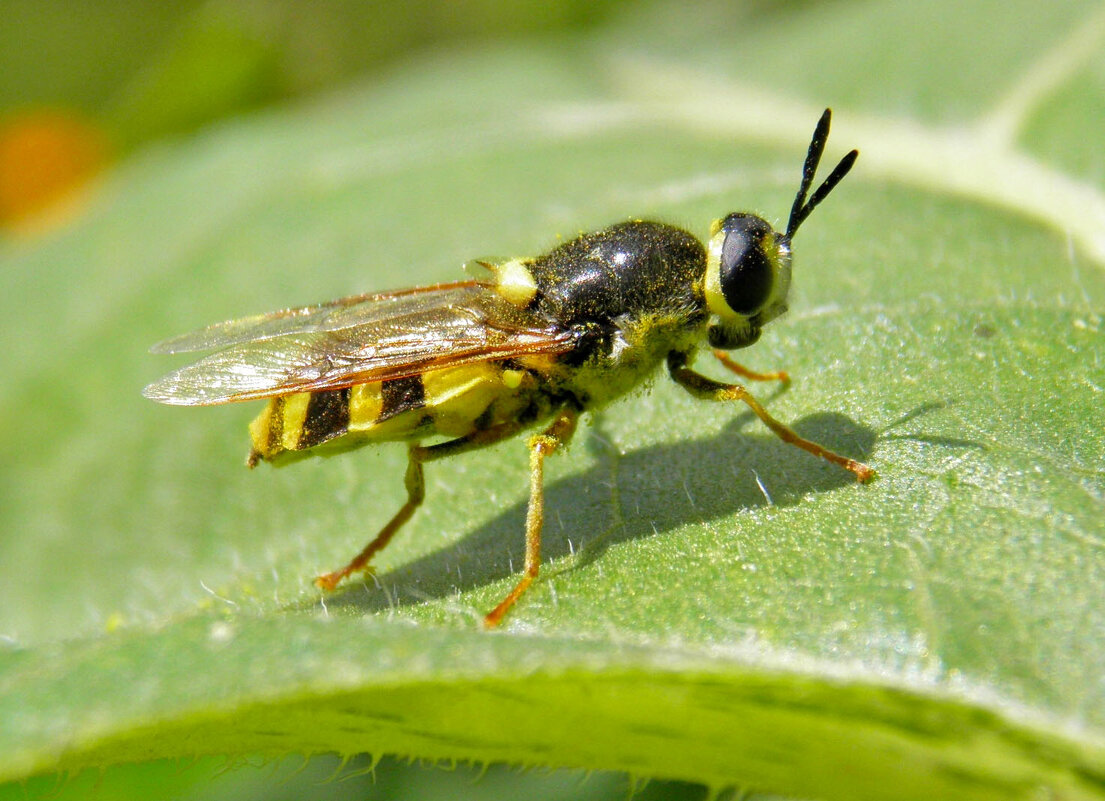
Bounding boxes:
526 220 710 408
529 221 707 329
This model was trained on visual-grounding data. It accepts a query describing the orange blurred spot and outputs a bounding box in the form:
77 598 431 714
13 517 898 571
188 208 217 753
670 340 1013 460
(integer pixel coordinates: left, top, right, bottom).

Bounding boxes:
0 109 110 231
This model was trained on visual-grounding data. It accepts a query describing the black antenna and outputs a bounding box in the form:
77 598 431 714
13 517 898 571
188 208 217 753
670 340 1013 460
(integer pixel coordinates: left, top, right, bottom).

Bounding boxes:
785 109 858 240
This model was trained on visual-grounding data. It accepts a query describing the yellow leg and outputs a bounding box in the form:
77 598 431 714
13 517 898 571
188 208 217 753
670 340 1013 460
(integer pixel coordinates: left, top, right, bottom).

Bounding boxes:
712 349 790 384
669 352 874 482
315 421 525 592
484 407 579 629
314 446 424 591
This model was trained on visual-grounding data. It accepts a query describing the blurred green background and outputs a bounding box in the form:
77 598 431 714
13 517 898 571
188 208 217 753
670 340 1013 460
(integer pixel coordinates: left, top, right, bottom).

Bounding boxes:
0 0 618 230
0 1 713 797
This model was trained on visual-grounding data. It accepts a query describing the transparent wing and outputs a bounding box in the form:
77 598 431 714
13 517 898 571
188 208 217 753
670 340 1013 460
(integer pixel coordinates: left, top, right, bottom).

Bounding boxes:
143 283 576 406
149 281 478 354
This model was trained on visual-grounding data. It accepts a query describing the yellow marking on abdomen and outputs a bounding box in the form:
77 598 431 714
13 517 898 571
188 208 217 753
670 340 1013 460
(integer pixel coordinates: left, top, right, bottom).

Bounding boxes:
248 401 275 459
280 393 312 450
349 383 384 429
250 362 539 462
422 362 512 437
247 391 312 460
346 363 525 440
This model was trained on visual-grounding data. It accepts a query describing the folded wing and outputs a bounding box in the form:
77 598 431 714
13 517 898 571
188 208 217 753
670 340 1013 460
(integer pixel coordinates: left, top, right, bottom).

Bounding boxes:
144 282 575 405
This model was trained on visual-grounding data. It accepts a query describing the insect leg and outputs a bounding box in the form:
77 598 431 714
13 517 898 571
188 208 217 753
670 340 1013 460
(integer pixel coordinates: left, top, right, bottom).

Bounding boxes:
668 352 874 482
484 407 579 629
315 420 526 592
712 349 790 384
314 444 426 591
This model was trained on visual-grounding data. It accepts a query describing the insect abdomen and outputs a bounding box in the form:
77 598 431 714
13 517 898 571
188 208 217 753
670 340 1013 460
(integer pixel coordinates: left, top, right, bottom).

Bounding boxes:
248 387 355 465
247 361 541 465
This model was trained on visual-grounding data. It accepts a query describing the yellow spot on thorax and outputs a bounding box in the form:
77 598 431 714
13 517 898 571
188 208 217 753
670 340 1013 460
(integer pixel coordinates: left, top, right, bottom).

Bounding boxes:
494 258 538 307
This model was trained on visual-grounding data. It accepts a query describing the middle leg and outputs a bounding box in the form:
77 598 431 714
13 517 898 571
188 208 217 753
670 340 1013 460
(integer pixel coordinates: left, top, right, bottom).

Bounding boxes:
484 407 579 628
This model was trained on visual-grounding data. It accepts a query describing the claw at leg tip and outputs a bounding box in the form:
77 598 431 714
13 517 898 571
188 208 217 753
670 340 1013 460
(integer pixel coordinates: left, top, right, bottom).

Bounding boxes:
315 573 341 591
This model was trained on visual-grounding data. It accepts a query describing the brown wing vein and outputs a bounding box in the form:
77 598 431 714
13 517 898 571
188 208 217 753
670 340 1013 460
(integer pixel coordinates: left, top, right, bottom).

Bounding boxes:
144 283 575 406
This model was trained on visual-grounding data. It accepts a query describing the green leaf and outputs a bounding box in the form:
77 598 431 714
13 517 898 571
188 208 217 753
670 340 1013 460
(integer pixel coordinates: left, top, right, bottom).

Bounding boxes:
3 0 1105 798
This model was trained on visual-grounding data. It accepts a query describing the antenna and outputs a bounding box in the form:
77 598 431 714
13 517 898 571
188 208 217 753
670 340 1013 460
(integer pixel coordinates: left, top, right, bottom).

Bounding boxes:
785 109 858 240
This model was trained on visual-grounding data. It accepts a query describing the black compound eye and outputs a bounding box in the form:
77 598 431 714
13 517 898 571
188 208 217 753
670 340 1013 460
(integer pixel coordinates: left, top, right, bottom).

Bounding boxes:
719 223 774 316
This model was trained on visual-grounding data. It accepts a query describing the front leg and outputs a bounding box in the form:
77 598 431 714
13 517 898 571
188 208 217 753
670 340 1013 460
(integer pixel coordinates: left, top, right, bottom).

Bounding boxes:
712 349 790 384
668 351 874 482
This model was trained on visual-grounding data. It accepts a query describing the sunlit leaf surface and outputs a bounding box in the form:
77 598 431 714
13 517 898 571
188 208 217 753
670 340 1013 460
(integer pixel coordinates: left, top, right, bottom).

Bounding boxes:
2 1 1104 798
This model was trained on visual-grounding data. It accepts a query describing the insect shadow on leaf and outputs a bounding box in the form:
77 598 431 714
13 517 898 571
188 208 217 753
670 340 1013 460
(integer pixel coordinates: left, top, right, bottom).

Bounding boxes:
307 410 877 618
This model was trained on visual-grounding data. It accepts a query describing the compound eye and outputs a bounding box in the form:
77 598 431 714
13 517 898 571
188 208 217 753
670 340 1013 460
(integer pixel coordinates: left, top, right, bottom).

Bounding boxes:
719 224 774 317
